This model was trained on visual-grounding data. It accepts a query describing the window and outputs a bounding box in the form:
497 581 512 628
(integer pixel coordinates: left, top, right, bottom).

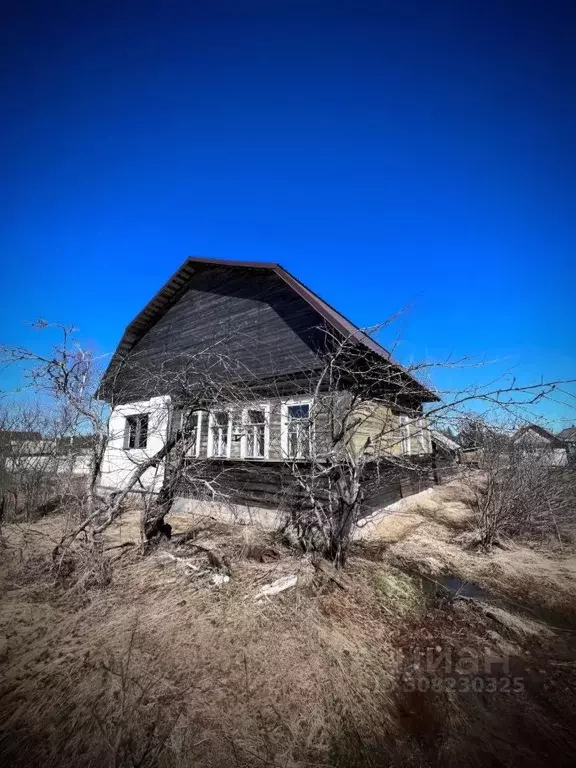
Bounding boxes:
416 418 430 454
282 400 312 459
242 405 269 459
399 414 411 455
208 410 231 458
124 414 149 450
180 410 203 457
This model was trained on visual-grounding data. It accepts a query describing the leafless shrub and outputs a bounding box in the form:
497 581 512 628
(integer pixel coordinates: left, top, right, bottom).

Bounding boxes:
53 536 113 591
0 404 69 521
467 431 576 549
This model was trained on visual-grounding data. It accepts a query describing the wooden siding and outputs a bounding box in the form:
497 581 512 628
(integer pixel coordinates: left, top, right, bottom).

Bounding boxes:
171 455 439 513
166 395 439 513
173 459 315 510
107 267 328 404
348 401 400 457
346 401 431 459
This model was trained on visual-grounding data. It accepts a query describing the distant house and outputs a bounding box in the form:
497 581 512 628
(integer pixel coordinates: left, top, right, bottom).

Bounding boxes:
97 257 439 508
1 433 94 476
0 430 42 445
430 430 461 461
512 424 569 467
557 426 576 463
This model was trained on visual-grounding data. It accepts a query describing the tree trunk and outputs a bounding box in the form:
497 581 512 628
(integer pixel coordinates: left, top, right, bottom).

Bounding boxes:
86 434 106 517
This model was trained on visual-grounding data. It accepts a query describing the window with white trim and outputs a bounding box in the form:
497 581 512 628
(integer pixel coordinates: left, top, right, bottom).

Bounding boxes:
242 405 269 459
399 414 411 455
208 410 231 458
180 410 203 457
282 400 312 459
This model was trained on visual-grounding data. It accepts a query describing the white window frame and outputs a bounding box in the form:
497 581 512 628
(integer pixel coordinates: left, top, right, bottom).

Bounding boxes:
399 413 412 455
281 397 314 460
179 410 203 458
241 403 270 460
207 408 233 459
416 418 431 454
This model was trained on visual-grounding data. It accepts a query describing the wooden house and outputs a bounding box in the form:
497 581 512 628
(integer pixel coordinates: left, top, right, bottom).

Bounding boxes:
557 426 576 464
97 257 438 509
512 424 569 467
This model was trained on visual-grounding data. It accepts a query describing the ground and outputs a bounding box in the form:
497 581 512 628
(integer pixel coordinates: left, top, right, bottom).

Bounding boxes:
1 478 576 767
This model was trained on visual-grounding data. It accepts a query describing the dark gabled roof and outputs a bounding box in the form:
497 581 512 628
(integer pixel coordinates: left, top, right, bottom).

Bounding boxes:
513 424 566 448
0 430 42 443
557 426 576 442
100 256 438 401
55 435 98 451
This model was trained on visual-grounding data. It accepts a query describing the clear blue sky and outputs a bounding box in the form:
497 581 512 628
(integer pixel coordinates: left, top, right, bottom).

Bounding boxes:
1 1 575 425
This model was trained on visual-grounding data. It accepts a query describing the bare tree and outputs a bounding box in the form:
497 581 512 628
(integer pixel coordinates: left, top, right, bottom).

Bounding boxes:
254 325 432 565
265 326 576 564
0 322 110 521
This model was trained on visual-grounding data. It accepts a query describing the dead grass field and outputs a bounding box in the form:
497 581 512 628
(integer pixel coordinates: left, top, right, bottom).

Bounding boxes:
1 479 576 767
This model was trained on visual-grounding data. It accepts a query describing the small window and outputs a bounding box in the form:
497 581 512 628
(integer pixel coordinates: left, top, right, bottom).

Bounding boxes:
286 402 311 459
243 406 268 459
209 410 230 458
125 414 149 450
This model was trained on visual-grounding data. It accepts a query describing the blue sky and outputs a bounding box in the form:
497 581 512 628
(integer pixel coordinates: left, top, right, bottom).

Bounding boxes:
1 1 575 426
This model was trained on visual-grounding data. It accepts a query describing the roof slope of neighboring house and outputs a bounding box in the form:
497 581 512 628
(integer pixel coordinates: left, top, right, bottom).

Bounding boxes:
99 256 438 402
430 430 461 453
0 430 42 444
1 434 96 456
54 435 97 452
557 426 576 442
513 424 566 448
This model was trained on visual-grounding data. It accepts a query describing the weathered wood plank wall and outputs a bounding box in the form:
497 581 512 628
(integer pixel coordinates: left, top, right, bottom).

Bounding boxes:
172 456 441 514
109 266 329 403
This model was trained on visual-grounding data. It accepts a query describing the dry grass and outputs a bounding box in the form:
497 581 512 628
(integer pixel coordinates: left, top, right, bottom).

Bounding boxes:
371 477 576 625
1 487 576 767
